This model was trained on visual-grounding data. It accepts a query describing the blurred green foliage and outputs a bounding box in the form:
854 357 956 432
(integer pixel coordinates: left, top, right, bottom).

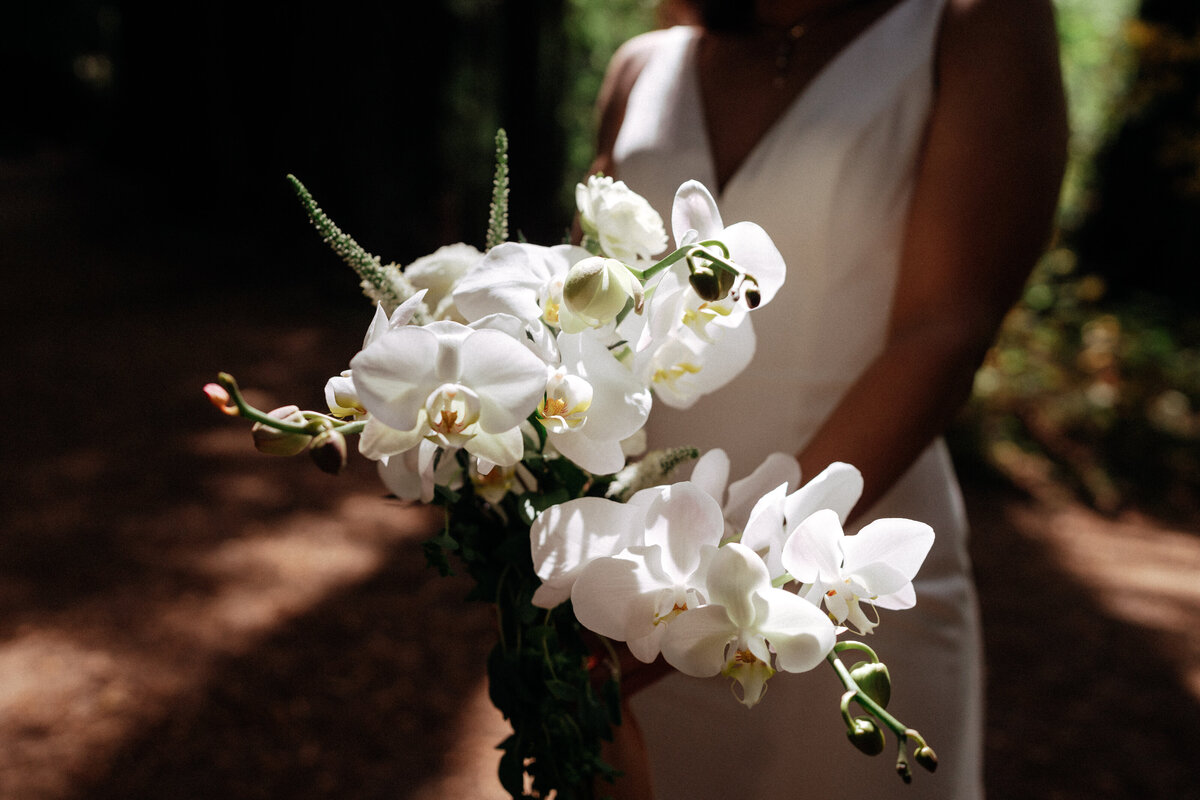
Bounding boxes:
561 0 659 198
958 0 1200 517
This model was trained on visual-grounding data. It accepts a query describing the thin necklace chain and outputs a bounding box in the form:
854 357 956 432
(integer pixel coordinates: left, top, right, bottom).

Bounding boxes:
760 1 863 88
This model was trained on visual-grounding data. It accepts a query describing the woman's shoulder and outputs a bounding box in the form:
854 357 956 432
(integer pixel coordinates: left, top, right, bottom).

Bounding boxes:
593 26 697 172
938 0 1059 53
604 26 695 90
935 0 1064 106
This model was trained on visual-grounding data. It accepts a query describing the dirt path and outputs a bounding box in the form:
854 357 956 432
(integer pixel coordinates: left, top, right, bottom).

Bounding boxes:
2 150 1199 799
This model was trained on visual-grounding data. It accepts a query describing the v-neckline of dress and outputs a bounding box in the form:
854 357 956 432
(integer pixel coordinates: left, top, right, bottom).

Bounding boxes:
687 0 920 202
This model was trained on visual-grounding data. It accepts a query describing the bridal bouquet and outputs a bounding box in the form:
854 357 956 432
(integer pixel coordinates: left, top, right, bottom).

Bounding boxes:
205 133 937 798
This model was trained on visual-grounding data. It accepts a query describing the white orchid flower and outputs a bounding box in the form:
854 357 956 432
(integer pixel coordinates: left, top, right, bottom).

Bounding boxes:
660 542 837 707
349 318 546 469
740 461 865 581
376 439 464 502
403 243 482 321
781 508 934 635
623 313 757 409
451 242 592 330
538 332 652 475
689 449 801 539
567 482 726 662
671 180 786 310
529 490 659 609
575 174 668 263
324 292 431 419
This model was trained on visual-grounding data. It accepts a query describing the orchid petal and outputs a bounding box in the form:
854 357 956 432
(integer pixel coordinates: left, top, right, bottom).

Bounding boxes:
570 548 670 644
452 242 552 322
671 181 724 245
660 605 735 677
780 508 846 585
689 448 731 507
725 453 801 532
529 497 646 608
760 591 838 673
458 329 548 432
463 426 525 468
722 221 786 308
842 518 934 581
350 326 440 431
548 430 626 475
641 482 725 580
738 483 790 578
358 415 424 460
784 461 864 528
703 543 771 629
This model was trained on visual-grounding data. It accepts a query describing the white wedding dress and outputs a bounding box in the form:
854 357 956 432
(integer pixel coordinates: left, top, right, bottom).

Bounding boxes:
611 0 985 796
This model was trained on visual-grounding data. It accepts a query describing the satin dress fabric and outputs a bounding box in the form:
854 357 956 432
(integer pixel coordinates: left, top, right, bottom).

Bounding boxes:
611 1 985 796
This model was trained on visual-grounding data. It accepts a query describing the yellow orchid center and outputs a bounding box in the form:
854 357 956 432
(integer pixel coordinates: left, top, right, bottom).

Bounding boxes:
652 361 702 390
653 602 688 626
424 383 481 439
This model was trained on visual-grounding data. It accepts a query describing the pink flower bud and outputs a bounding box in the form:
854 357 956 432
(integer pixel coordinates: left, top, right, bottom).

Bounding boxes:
203 383 240 416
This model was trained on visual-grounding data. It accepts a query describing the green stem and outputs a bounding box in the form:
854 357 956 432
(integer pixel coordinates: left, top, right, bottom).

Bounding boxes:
826 651 910 741
832 640 881 663
216 374 316 434
216 373 365 437
625 240 735 282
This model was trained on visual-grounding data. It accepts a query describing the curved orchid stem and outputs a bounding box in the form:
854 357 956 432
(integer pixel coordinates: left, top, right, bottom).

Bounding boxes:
625 240 736 282
832 640 881 663
213 372 366 437
826 649 935 780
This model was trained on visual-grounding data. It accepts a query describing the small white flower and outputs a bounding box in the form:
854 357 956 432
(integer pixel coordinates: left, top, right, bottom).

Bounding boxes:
403 243 483 320
781 509 934 635
660 542 837 707
566 482 725 662
350 318 546 469
538 332 652 476
576 175 668 262
452 242 591 328
740 461 865 581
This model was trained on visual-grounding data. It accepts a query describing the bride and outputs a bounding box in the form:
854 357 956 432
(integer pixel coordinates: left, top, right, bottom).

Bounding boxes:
588 0 1067 796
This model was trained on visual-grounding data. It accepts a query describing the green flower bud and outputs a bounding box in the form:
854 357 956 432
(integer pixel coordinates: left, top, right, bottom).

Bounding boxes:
562 256 643 327
849 660 892 709
309 428 348 475
742 276 762 309
688 263 735 302
914 745 938 773
846 716 885 756
251 405 313 456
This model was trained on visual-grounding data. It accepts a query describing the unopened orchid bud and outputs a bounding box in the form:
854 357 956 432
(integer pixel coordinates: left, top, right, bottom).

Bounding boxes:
850 660 892 709
846 716 885 756
562 256 644 326
251 405 313 456
309 428 348 475
742 276 762 309
203 383 240 416
914 745 938 773
688 263 735 302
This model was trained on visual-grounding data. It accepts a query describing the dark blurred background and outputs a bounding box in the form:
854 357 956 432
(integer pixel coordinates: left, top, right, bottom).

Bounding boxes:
1 1 1199 799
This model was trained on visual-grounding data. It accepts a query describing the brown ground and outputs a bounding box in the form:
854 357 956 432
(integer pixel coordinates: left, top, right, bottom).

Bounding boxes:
2 150 1199 799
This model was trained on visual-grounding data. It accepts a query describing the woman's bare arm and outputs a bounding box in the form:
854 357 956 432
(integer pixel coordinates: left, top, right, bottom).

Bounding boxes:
796 0 1069 508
